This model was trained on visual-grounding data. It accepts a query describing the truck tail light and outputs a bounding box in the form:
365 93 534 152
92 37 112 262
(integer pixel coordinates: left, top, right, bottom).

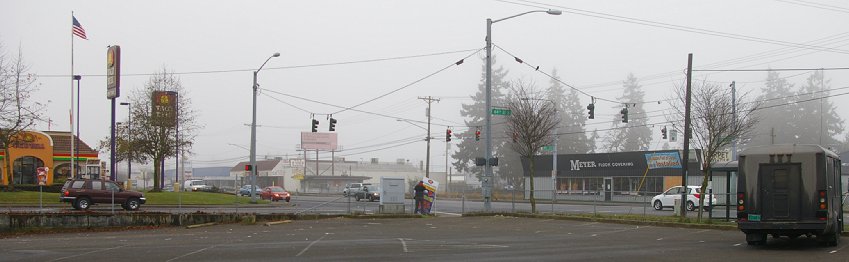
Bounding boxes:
816 190 828 220
694 193 700 199
736 192 747 220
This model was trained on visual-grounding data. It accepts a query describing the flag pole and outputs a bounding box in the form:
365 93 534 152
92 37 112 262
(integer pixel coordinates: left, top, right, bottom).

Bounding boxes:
70 11 76 179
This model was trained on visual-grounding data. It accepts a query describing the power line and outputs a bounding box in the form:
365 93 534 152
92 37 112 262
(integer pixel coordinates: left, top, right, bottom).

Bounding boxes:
774 0 849 14
30 48 481 78
509 0 849 55
694 67 849 72
329 48 482 115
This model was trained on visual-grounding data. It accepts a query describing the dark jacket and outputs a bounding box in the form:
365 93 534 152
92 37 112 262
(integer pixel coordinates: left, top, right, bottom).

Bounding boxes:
414 183 426 199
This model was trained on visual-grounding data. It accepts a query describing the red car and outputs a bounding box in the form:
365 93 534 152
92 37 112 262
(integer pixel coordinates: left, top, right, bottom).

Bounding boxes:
260 186 291 202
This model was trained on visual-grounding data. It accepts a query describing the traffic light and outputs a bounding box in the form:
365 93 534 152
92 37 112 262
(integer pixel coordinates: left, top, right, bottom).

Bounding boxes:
661 126 668 139
587 103 595 119
446 129 452 142
475 129 481 141
311 119 319 132
244 164 252 171
329 118 337 131
620 107 628 123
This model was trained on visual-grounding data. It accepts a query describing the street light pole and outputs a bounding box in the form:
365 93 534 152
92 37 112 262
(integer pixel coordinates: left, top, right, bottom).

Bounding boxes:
485 9 561 211
72 75 81 179
250 52 280 204
120 102 132 181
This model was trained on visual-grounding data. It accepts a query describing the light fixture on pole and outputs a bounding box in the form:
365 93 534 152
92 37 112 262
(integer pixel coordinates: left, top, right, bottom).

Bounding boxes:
250 52 280 204
72 75 81 179
120 102 132 181
484 9 560 211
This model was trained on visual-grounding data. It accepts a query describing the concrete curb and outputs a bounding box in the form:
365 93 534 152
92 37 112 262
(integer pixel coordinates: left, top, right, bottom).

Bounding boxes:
185 222 217 229
264 220 292 226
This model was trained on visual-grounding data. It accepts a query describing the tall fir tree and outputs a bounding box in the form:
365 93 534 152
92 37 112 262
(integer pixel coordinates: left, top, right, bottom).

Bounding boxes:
603 73 652 152
749 70 796 146
545 69 593 154
788 70 844 146
452 55 516 186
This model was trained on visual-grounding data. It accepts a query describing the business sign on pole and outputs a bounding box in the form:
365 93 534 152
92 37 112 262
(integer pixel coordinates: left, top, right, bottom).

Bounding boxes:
300 132 338 151
106 45 121 99
151 91 178 127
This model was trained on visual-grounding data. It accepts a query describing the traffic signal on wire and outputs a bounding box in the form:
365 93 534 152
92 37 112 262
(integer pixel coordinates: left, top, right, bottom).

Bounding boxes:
587 103 595 119
620 107 628 123
329 118 337 131
475 129 481 141
311 119 319 132
446 129 452 142
661 126 667 139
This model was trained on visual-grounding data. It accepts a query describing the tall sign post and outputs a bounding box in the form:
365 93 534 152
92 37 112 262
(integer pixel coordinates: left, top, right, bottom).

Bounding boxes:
152 90 178 190
107 45 121 181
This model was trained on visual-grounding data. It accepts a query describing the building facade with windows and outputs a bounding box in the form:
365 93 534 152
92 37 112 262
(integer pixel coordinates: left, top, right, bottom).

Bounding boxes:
0 130 100 186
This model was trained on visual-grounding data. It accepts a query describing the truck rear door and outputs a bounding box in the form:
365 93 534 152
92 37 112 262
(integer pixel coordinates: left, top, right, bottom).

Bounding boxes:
758 163 802 221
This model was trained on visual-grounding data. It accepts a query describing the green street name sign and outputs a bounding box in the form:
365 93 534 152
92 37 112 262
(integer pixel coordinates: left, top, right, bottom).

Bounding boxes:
491 108 512 116
541 145 554 151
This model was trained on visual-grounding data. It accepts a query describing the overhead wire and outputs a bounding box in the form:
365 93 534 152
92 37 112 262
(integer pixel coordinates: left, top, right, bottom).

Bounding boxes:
31 48 481 78
328 48 483 115
508 0 849 54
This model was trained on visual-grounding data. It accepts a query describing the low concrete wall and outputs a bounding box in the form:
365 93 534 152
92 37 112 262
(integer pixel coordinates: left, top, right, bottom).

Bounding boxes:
0 212 296 233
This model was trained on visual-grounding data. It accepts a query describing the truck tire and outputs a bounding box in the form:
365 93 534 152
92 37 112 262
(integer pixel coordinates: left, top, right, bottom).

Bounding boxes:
686 201 695 211
356 195 361 202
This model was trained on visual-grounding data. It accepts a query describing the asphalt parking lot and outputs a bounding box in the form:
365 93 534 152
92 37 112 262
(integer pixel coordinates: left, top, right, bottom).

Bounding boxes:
1 216 846 261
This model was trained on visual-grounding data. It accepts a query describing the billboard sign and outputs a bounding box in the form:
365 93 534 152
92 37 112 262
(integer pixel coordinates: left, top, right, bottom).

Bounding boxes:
106 45 121 98
644 152 683 169
300 132 338 151
151 91 178 127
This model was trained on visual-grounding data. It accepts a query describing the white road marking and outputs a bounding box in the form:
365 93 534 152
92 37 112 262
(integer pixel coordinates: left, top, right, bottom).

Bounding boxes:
296 234 328 257
398 238 409 253
434 211 462 216
657 238 663 241
50 245 127 261
166 245 216 262
733 243 743 246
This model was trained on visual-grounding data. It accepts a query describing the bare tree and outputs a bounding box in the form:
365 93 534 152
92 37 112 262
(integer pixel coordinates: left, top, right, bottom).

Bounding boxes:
98 68 199 191
669 80 759 221
505 84 559 213
0 44 44 190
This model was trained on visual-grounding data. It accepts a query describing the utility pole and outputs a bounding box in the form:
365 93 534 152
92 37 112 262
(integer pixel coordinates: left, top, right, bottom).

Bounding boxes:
681 53 693 217
731 81 737 160
446 137 450 193
419 96 440 178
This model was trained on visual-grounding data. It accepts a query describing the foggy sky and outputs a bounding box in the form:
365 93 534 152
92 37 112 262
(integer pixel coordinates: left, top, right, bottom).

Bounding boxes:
2 0 848 171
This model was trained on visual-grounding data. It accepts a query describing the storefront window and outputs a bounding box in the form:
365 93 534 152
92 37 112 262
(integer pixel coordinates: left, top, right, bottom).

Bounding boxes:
13 156 44 185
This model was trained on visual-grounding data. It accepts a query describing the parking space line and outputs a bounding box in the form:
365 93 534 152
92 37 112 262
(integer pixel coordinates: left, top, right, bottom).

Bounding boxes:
166 245 217 262
398 238 409 252
50 245 127 261
297 234 328 257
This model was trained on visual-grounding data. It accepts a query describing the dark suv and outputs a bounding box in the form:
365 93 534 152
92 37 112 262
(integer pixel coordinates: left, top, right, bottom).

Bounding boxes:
60 178 147 211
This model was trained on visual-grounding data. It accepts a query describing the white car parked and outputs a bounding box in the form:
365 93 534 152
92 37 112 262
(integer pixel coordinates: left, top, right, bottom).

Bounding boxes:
651 186 717 211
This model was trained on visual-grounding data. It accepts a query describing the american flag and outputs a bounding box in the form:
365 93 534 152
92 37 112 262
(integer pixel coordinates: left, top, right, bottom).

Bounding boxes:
72 16 87 40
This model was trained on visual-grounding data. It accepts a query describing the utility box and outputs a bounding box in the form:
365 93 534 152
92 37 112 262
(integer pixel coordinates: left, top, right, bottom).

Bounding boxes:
379 177 405 214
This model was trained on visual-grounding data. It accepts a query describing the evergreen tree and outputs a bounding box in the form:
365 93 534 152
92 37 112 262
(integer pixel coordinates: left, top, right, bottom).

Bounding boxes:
603 74 652 152
545 69 592 154
788 70 844 146
749 70 795 146
452 55 513 186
